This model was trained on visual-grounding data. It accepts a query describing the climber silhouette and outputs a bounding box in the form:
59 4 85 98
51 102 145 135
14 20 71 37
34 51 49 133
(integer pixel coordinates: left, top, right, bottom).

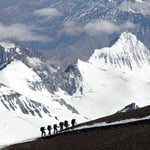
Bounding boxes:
53 124 58 134
71 119 76 127
40 127 46 137
47 125 52 135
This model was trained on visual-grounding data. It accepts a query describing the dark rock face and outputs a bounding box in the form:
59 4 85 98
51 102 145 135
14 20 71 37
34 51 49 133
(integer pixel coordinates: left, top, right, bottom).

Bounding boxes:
0 46 5 64
40 62 83 95
55 63 83 95
24 51 83 95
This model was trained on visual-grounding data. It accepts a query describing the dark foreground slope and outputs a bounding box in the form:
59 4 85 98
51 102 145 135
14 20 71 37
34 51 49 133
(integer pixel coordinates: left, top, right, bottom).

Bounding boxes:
3 105 150 150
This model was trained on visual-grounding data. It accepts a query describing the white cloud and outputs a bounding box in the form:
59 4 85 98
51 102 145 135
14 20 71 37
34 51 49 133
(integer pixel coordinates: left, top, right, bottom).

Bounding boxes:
121 21 136 30
84 20 118 36
33 8 62 17
84 20 136 36
0 23 49 42
63 20 136 36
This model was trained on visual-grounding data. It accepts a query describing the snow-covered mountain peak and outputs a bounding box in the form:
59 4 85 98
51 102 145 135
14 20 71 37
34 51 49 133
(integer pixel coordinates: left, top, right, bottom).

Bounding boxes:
88 32 150 72
117 32 137 44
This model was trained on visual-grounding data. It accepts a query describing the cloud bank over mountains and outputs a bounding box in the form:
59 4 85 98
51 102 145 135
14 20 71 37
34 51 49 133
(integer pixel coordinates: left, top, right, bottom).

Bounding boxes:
0 23 49 42
84 20 136 36
0 19 135 42
0 7 63 42
63 20 136 36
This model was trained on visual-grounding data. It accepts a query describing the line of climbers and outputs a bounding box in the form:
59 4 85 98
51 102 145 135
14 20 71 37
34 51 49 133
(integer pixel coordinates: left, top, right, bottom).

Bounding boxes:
40 119 76 137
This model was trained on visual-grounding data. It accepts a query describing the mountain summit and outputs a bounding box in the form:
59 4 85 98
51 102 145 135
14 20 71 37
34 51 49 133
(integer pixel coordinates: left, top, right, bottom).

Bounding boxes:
89 32 150 71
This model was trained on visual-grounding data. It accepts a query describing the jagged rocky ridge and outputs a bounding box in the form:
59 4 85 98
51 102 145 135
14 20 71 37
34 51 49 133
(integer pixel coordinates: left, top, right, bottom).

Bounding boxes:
0 43 83 121
0 42 83 95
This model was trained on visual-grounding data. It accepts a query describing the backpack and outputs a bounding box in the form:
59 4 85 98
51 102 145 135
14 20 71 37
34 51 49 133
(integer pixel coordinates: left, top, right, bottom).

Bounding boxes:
64 120 69 127
59 122 64 127
47 125 51 130
71 119 76 125
40 127 44 131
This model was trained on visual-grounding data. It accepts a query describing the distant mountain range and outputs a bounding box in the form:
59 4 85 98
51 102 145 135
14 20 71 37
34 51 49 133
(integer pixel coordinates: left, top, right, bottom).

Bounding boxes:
0 0 149 69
